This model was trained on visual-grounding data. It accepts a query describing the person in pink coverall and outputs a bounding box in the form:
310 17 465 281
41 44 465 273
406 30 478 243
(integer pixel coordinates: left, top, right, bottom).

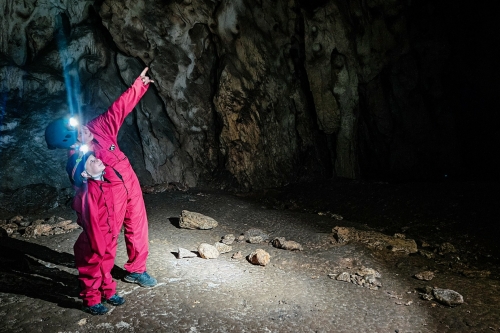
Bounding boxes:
76 68 157 287
67 151 125 315
46 68 157 287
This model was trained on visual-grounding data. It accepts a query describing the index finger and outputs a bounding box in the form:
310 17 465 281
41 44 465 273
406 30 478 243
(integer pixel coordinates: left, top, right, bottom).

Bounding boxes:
140 67 149 77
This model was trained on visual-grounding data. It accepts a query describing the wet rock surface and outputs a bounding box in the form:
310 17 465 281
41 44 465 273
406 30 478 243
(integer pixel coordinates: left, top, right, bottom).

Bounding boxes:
0 180 499 332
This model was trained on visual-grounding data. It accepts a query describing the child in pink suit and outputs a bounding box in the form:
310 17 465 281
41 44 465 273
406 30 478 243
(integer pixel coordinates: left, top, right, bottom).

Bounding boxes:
67 150 125 315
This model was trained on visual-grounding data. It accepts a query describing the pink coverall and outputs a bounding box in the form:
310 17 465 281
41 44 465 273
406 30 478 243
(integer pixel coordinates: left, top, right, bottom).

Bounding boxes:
85 76 150 274
73 179 118 307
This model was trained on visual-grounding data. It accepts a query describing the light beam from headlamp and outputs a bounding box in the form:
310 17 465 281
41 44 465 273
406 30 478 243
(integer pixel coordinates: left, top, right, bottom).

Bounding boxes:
55 15 82 124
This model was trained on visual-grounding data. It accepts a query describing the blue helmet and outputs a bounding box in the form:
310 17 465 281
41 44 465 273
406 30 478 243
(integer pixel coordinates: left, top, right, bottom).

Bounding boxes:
45 117 78 150
66 151 93 187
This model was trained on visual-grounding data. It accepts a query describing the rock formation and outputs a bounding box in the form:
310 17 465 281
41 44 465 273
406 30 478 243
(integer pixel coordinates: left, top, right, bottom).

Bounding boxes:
0 0 487 195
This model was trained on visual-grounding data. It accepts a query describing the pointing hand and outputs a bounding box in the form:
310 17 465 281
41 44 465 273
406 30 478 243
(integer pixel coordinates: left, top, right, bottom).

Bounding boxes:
140 67 154 85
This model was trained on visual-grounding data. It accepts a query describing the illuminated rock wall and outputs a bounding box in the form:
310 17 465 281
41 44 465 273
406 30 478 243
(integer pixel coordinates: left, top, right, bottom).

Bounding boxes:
1 0 483 191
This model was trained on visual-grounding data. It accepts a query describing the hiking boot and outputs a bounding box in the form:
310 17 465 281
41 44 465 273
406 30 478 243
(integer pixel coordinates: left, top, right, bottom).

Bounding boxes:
82 303 109 315
105 294 125 306
124 271 157 287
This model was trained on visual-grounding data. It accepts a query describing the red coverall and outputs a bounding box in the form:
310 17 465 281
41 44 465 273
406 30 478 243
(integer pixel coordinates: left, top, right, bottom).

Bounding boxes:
73 179 118 307
85 76 150 274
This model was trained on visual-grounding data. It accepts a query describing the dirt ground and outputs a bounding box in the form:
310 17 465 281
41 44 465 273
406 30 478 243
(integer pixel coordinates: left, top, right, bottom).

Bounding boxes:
1 179 499 333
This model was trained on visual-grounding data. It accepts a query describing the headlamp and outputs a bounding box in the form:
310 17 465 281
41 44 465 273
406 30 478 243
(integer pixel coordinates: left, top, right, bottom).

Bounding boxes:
69 117 78 127
79 144 89 154
73 144 89 170
69 117 78 128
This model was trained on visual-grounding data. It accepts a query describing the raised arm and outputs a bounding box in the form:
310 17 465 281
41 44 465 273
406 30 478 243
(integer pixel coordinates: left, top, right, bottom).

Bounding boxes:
86 68 154 139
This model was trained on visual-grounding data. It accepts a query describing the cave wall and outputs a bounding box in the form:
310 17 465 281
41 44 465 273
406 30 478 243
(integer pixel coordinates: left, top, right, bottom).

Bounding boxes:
0 0 488 193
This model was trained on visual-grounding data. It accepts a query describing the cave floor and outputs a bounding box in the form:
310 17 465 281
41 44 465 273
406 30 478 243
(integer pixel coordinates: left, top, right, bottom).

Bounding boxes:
1 179 499 333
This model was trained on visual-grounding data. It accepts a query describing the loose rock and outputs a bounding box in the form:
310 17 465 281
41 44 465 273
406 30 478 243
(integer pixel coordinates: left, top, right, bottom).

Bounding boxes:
419 249 435 259
198 243 220 259
9 215 23 223
248 249 270 266
23 224 52 238
334 272 351 282
332 226 418 254
414 271 435 281
271 237 303 251
178 247 197 259
10 215 30 227
248 236 264 244
54 220 79 231
328 264 382 290
329 266 382 290
0 216 79 238
0 223 18 236
461 270 491 278
432 288 464 306
180 210 218 230
438 242 456 254
244 228 269 242
231 251 243 259
221 234 235 245
356 267 381 278
214 242 232 254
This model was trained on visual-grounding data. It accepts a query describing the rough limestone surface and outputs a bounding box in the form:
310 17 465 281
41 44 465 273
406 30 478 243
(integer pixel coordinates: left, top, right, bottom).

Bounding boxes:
221 234 235 245
330 264 382 290
332 226 418 254
0 0 466 192
271 237 304 251
248 249 271 266
179 210 218 230
231 251 243 259
244 228 269 242
414 271 435 281
281 240 303 251
461 270 491 278
248 236 264 244
432 288 464 306
214 242 232 254
198 243 220 259
439 242 457 254
177 247 197 259
0 224 18 236
23 224 51 238
0 214 79 238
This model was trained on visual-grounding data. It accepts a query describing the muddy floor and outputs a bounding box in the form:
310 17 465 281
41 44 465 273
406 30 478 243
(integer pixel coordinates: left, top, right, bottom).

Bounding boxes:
1 179 499 333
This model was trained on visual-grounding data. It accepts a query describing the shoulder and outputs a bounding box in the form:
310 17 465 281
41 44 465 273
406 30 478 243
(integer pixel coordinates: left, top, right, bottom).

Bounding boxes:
86 180 103 195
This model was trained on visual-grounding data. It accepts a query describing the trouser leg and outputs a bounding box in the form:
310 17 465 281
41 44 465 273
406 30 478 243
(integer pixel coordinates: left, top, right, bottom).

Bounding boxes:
112 175 149 274
123 190 149 273
74 232 103 307
100 233 118 300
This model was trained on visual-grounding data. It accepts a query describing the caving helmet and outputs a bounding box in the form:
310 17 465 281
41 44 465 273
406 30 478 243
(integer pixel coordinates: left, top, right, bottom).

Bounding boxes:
44 117 78 150
66 148 93 187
